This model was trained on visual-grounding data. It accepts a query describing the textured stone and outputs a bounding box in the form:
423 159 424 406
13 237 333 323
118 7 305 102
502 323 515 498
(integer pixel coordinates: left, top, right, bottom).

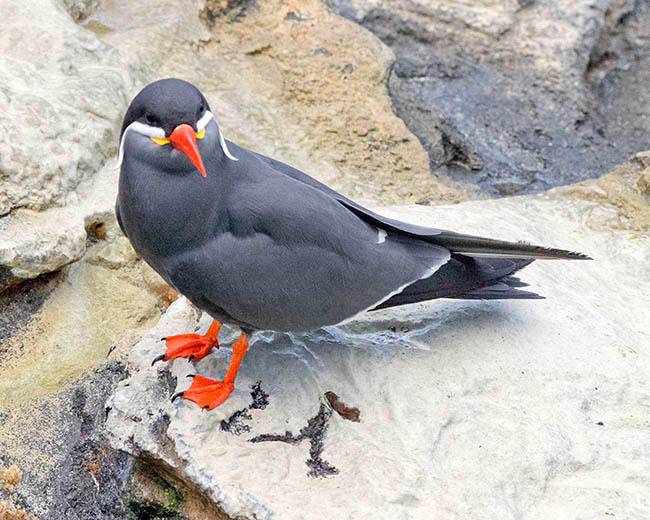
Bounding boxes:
0 0 135 290
0 363 133 520
0 0 129 216
558 151 650 232
0 208 86 291
329 0 650 196
86 0 462 207
107 192 650 519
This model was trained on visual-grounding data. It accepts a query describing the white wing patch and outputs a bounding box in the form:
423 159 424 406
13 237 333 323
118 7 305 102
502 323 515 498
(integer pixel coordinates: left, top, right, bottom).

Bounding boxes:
376 228 387 244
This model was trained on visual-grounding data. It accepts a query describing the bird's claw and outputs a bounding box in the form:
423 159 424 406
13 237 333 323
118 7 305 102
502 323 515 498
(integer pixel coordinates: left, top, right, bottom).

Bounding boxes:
151 332 219 366
151 354 166 366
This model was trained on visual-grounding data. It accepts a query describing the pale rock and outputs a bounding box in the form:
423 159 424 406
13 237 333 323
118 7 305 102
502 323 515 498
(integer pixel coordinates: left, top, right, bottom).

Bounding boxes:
0 0 134 288
106 193 650 519
0 0 129 215
0 208 86 291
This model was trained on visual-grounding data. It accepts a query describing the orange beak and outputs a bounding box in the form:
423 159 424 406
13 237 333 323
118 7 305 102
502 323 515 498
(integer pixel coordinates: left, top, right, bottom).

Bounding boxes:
168 124 207 177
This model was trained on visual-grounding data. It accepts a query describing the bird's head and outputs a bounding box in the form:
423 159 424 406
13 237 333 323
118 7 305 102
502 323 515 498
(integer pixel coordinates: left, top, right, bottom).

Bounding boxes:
118 78 237 177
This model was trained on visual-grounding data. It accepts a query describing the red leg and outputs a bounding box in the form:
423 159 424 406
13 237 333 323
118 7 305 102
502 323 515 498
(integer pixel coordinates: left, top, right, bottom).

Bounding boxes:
152 319 222 365
172 332 250 410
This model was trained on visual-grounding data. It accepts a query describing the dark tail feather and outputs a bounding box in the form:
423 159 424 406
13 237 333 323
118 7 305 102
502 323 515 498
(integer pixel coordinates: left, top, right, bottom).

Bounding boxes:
373 255 541 311
428 233 591 260
449 277 545 300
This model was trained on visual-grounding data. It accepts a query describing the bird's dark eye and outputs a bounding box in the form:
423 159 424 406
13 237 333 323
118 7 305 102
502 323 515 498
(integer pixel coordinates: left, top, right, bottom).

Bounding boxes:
144 112 156 125
199 104 205 115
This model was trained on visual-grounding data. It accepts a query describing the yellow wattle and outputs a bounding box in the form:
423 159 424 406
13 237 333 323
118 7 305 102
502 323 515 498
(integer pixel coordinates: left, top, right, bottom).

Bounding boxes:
195 128 205 140
151 136 170 145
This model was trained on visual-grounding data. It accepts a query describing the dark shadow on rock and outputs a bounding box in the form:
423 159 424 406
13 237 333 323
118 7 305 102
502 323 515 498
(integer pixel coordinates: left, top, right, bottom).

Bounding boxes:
329 0 650 196
0 361 132 519
0 271 63 344
200 0 259 27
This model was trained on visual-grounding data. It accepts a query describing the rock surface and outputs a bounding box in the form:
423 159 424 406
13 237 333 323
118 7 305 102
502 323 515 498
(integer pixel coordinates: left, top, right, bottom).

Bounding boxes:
1 0 462 290
107 191 650 519
0 363 132 520
0 0 464 517
2 0 650 518
0 0 128 216
329 0 650 196
84 0 461 207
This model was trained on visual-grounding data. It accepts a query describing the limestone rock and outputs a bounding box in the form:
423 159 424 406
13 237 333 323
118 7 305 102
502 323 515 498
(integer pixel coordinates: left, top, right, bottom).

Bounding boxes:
0 208 86 292
0 0 129 216
0 0 134 289
106 193 650 519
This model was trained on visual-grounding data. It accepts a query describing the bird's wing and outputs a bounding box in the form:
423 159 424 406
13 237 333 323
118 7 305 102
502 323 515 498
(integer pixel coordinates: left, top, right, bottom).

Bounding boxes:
244 145 590 261
164 165 450 331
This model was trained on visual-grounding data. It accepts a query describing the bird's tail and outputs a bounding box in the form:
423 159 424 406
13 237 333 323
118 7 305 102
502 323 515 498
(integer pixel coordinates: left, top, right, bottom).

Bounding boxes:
373 255 542 310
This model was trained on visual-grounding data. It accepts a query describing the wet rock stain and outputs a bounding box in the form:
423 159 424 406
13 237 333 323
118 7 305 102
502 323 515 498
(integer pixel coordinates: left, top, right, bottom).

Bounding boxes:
250 400 340 478
220 381 269 435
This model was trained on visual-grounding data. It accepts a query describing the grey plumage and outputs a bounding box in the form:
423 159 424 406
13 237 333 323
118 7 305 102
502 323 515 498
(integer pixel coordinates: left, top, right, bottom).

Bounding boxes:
116 79 590 334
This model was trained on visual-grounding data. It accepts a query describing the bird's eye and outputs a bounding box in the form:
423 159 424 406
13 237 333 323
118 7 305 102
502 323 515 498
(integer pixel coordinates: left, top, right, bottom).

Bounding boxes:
199 104 205 115
144 112 156 125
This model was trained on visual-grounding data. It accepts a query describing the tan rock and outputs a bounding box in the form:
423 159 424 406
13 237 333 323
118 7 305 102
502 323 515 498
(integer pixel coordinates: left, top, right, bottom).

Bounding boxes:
203 0 462 205
0 259 161 407
557 151 650 232
0 501 39 520
89 0 462 207
0 465 21 492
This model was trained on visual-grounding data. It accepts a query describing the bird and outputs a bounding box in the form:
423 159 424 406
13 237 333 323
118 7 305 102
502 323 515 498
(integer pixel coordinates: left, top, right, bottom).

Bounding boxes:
116 78 590 411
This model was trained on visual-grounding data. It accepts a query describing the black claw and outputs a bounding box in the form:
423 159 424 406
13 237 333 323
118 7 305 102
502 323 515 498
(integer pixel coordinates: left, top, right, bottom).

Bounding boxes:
202 405 210 410
160 337 167 342
188 354 195 363
151 354 166 366
186 374 197 379
171 391 184 402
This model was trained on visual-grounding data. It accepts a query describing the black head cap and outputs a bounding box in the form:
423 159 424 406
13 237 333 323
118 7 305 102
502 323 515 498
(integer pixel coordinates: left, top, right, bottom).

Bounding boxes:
120 78 211 139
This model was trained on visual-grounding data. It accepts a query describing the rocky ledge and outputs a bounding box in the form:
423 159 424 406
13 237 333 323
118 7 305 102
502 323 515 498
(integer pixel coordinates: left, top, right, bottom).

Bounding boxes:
106 179 650 519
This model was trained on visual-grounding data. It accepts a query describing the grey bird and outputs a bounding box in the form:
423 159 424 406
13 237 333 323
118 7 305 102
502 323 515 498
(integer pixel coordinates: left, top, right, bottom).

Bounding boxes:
116 78 590 410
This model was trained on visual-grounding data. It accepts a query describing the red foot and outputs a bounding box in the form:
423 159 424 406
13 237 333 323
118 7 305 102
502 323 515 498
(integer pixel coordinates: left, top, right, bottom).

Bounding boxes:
152 320 221 365
171 332 250 411
172 375 234 410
